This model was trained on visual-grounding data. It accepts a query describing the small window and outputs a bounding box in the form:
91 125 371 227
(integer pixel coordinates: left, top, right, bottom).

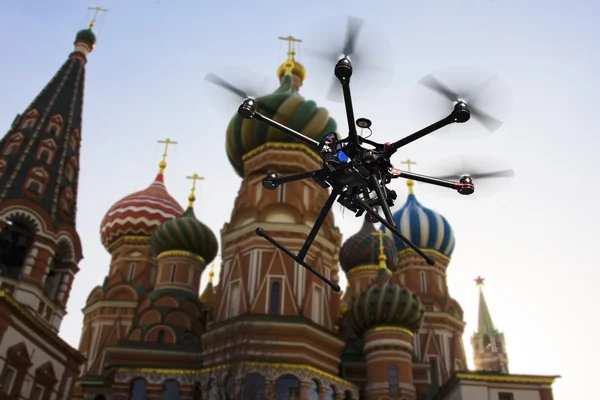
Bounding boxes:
388 365 399 394
48 125 59 136
157 329 165 344
39 149 51 164
128 263 136 282
30 385 45 400
498 393 514 400
269 281 280 315
23 119 35 129
26 180 42 194
170 264 177 282
3 144 18 156
429 357 440 387
228 281 241 318
61 199 70 215
420 271 427 292
0 366 16 394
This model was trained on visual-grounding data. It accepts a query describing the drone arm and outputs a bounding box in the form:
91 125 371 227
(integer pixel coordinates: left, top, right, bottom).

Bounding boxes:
392 170 468 191
252 111 319 149
355 196 435 266
369 175 395 226
341 82 359 144
389 115 454 152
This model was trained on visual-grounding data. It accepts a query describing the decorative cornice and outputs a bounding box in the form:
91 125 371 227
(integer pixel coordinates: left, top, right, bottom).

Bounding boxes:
156 250 204 263
347 264 380 279
366 326 414 337
108 235 151 253
455 372 560 385
398 248 450 263
242 142 321 164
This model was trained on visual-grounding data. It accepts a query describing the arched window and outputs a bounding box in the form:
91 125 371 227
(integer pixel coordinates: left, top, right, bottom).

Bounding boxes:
0 220 34 279
325 385 336 400
309 379 320 400
26 180 42 194
3 143 19 156
389 364 399 394
274 374 300 400
483 334 492 352
130 378 147 400
269 281 280 315
496 338 503 352
344 390 353 400
243 373 266 400
157 330 165 344
38 149 51 164
93 395 107 400
161 379 180 400
193 382 202 400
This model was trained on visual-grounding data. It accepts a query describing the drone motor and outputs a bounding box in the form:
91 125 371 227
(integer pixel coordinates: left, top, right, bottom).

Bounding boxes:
457 175 475 195
335 57 353 81
238 99 257 119
452 101 471 123
356 118 372 129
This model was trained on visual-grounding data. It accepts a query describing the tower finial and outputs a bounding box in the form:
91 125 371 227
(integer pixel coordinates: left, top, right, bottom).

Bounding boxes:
186 173 204 208
400 159 417 194
157 138 178 174
475 275 485 289
209 254 220 284
87 6 108 30
371 230 391 272
278 35 302 61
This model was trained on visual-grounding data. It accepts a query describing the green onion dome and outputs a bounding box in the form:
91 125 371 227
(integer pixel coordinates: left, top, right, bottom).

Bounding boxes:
226 60 338 177
150 195 219 265
348 269 424 336
339 220 399 273
75 29 96 46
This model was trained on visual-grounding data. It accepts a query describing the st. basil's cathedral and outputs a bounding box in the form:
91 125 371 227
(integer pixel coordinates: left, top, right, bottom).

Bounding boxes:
0 18 559 400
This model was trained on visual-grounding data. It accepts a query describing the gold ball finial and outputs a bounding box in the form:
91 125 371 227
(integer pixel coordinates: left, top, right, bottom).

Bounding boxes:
188 194 196 204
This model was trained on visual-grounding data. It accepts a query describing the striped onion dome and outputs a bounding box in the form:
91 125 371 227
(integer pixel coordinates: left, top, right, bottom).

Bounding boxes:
100 168 184 251
348 269 424 335
382 180 456 257
226 59 337 177
150 195 219 264
339 220 399 273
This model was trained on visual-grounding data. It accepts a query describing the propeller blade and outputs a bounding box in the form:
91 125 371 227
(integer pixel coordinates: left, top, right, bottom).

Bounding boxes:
204 73 250 99
468 103 504 132
437 169 515 180
342 16 365 56
410 67 512 140
418 74 459 102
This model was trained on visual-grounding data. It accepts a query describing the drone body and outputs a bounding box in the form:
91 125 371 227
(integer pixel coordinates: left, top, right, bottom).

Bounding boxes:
206 17 512 292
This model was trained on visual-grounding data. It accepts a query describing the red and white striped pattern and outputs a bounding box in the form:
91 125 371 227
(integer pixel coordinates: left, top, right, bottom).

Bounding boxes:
100 173 184 250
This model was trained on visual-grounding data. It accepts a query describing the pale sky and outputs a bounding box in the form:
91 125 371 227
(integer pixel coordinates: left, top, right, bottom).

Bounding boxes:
1 0 598 399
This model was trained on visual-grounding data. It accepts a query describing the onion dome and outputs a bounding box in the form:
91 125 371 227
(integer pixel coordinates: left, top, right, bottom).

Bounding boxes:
383 179 456 257
199 264 216 307
348 268 424 335
100 159 184 251
339 220 399 273
75 29 96 46
226 55 337 177
150 190 219 265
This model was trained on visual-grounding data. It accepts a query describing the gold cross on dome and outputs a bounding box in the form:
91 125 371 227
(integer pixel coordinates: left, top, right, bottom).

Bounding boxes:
186 173 204 207
158 138 178 163
278 35 302 60
400 159 417 172
370 230 387 258
87 6 108 30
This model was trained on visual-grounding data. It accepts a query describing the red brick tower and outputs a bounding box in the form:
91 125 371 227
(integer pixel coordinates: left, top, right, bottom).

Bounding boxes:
0 20 97 398
75 140 184 397
200 36 359 399
347 235 424 400
383 166 468 395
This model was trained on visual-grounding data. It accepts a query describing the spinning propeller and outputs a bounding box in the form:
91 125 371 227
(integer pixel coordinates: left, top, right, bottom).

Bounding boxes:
303 15 395 102
419 155 516 199
204 72 289 118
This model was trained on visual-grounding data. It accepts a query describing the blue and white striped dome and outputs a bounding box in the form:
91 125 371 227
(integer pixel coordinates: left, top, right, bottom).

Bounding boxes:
381 181 455 257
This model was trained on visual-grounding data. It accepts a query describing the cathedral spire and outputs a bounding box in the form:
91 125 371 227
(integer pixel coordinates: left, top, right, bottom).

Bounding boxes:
0 23 98 230
471 277 510 373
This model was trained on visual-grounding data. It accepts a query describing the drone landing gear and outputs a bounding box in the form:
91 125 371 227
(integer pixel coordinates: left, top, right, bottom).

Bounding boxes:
255 188 342 292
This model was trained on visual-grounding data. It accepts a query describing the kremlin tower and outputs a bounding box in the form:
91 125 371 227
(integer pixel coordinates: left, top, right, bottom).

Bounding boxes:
471 277 509 373
0 20 95 398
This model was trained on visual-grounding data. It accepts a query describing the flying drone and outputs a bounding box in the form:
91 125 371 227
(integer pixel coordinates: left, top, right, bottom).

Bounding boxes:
206 16 514 292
